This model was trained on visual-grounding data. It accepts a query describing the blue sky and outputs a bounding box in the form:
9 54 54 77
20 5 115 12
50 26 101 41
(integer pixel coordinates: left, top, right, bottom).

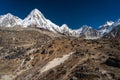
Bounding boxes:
0 0 120 29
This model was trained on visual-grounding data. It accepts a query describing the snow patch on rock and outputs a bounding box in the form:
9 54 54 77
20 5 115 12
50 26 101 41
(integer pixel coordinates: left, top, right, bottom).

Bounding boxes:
40 52 74 73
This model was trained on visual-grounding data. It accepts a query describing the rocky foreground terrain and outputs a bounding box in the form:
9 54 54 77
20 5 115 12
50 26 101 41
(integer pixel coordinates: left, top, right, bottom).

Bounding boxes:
0 27 119 80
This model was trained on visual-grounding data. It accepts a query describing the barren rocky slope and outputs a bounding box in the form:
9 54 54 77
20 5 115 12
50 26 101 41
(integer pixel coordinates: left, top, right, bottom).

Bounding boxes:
0 27 120 80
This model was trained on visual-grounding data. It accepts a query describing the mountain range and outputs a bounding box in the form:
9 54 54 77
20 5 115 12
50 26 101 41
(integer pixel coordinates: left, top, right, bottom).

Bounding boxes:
0 8 120 80
0 8 119 39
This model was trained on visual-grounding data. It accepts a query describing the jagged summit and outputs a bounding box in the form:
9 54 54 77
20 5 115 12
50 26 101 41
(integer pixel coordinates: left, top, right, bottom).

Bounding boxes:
31 8 42 14
0 13 13 18
4 13 13 17
60 24 71 32
23 8 61 33
23 8 47 27
106 21 114 26
0 13 22 27
61 24 69 29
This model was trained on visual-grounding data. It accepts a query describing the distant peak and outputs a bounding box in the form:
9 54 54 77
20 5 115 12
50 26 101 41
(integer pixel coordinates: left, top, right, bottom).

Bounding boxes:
61 24 69 29
106 21 114 25
5 13 14 17
88 26 92 29
114 19 120 23
0 13 18 19
32 8 39 12
81 25 89 28
31 8 42 14
61 24 68 27
99 21 114 29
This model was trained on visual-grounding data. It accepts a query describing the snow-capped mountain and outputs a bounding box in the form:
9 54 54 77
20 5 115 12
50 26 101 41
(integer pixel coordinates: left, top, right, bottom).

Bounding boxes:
100 20 120 38
23 8 47 27
23 9 61 33
0 8 119 39
59 24 73 35
0 13 22 27
98 21 114 35
99 21 114 29
98 20 120 38
103 25 120 38
81 27 101 39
